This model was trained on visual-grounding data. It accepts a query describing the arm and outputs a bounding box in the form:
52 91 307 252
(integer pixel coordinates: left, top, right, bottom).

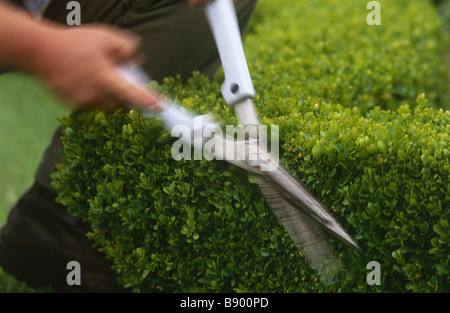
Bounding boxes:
0 1 161 111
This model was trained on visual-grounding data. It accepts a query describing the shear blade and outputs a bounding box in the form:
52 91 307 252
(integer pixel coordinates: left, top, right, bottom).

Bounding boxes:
260 165 360 251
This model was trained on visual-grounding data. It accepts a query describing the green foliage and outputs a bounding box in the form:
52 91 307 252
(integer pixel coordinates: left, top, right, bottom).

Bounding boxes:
244 0 449 113
52 0 449 292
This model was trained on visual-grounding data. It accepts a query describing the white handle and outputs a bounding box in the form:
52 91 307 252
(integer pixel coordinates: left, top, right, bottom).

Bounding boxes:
204 0 256 106
115 63 216 136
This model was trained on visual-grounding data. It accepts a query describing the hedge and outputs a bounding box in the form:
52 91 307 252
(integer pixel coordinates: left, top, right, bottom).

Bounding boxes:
52 0 449 292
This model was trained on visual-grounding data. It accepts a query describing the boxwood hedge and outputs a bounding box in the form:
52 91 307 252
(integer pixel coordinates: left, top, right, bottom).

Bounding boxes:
52 0 449 292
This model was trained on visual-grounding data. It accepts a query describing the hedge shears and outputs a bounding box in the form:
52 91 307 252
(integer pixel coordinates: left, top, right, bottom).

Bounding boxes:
117 0 359 285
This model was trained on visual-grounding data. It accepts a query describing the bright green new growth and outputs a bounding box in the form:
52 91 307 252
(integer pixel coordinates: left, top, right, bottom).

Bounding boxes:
52 0 449 292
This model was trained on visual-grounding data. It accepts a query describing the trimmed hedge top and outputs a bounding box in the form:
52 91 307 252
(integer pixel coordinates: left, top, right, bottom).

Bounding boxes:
53 0 449 292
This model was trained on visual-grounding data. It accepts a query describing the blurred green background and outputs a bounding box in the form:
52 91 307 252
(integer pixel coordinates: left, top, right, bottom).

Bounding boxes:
0 72 67 292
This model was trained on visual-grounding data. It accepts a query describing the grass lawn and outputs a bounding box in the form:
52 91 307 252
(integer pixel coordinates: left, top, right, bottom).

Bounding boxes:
0 72 68 292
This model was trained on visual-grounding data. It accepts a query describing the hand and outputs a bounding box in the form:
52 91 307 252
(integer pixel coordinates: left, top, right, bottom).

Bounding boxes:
27 25 162 111
0 2 161 111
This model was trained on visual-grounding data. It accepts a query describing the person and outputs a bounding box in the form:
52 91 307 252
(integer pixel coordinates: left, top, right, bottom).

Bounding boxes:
0 0 257 292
